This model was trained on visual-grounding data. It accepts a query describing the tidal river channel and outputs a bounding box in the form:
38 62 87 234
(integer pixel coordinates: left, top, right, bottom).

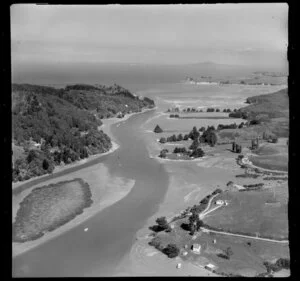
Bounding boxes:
13 109 170 277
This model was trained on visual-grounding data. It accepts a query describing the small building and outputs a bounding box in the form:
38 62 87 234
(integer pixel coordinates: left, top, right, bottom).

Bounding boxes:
205 263 216 270
176 263 182 269
215 200 224 205
212 239 216 244
117 112 124 118
182 251 188 256
191 243 201 254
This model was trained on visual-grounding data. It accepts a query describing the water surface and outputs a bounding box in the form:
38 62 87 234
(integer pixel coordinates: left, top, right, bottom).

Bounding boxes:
13 109 169 277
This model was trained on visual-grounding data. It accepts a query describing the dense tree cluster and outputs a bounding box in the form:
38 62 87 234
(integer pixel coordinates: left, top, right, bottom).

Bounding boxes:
263 258 290 273
217 122 247 130
159 149 169 158
223 108 232 113
228 110 248 119
189 126 200 141
188 212 203 235
169 114 179 118
159 133 184 143
206 107 215 112
149 216 171 232
12 83 154 182
200 126 217 146
173 147 187 154
162 244 180 258
232 142 242 153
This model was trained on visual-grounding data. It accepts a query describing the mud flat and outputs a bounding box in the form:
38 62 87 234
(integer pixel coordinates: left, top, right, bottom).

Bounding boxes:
12 162 135 257
13 178 93 243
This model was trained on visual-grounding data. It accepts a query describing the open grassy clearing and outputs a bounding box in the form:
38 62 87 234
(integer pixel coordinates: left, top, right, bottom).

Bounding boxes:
13 178 93 242
203 190 288 239
249 155 288 172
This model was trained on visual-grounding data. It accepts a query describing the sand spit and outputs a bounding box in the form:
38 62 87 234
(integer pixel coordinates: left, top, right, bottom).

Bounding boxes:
13 178 93 243
12 163 135 257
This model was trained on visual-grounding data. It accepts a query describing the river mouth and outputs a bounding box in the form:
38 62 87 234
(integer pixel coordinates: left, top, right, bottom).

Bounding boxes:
12 109 170 277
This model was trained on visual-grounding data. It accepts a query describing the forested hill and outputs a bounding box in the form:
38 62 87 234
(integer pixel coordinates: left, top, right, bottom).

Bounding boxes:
242 88 289 119
228 88 288 120
12 83 155 182
228 88 289 137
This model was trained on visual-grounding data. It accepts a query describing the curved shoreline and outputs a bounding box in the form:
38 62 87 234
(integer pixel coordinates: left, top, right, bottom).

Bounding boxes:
13 178 93 243
12 107 156 192
13 108 156 259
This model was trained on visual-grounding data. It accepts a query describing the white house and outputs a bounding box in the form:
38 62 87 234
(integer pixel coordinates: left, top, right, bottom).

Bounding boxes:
191 243 201 254
215 200 224 205
205 263 216 270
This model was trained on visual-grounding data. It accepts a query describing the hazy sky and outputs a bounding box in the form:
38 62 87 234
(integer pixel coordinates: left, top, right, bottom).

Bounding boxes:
11 4 288 68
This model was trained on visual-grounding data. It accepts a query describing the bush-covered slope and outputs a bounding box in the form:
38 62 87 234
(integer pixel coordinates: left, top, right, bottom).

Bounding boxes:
229 88 288 120
226 88 289 138
12 83 155 182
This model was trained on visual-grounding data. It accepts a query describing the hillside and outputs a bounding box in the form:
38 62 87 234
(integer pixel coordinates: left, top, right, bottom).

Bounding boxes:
242 88 289 119
12 83 155 182
225 88 289 138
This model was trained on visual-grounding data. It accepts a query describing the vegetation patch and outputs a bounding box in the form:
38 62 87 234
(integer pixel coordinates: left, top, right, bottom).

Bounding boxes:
13 178 93 242
12 83 154 182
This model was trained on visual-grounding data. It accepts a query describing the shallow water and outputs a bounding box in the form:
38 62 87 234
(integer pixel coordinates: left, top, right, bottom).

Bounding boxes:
12 83 285 276
12 109 170 277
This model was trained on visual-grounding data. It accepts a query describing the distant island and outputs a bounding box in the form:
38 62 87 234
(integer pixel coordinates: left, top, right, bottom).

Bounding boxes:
12 83 155 182
183 71 287 86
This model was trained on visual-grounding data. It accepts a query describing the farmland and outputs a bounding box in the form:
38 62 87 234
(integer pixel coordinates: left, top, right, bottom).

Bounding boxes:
203 189 288 240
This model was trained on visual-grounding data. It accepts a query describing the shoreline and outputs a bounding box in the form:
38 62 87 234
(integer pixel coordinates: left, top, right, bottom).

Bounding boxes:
12 107 156 190
13 107 156 258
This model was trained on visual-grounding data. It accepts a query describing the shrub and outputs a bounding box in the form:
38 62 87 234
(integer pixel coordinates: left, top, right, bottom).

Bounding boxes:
154 125 163 133
217 253 229 260
183 134 189 140
163 244 180 258
173 147 187 154
159 137 167 144
189 139 200 150
190 148 205 158
249 119 261 126
159 149 168 158
149 237 164 250
177 134 183 141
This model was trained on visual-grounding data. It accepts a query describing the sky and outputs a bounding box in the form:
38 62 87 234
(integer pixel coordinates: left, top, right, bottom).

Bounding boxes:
11 4 288 68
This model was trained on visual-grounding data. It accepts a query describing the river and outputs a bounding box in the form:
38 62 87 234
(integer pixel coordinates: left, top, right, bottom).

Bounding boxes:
12 109 170 277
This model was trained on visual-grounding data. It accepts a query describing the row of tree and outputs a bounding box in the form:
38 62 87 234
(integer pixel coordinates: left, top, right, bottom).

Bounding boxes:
217 122 245 130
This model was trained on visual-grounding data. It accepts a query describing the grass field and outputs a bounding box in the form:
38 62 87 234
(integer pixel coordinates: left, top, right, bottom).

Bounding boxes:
203 190 288 239
150 216 289 277
249 140 288 172
249 155 288 172
13 178 93 242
